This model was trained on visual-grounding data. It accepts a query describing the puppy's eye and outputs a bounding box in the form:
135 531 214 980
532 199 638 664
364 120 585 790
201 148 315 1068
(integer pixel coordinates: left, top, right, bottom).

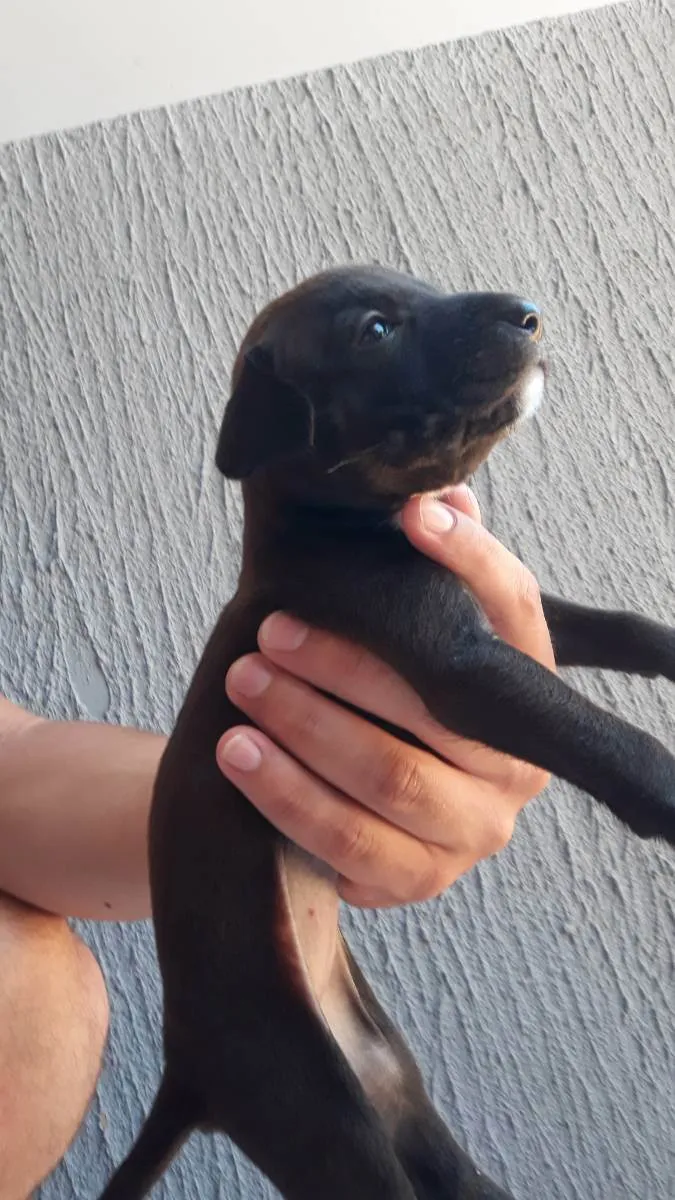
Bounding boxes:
359 316 395 345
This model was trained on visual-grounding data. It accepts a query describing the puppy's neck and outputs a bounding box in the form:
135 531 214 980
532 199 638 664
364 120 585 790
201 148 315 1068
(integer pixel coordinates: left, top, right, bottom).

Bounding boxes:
241 477 403 546
282 501 398 536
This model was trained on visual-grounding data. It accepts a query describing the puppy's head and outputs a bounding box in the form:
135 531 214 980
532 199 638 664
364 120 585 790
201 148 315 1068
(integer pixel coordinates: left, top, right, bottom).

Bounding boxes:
217 265 545 508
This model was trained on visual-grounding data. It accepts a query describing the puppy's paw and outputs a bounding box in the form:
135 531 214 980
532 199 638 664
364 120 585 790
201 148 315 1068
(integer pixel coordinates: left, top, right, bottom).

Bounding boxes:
625 802 675 845
624 616 675 683
660 626 675 683
609 745 675 846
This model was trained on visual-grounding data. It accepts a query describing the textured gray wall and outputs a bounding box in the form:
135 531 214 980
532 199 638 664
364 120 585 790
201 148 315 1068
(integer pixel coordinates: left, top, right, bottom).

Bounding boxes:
1 1 673 1196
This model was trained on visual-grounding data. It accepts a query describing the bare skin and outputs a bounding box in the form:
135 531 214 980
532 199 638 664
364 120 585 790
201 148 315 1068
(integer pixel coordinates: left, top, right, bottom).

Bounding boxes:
0 487 552 1192
0 887 109 1200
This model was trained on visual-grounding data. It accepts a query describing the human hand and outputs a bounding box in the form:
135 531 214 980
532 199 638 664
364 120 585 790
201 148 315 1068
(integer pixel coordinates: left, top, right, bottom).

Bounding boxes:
217 485 554 907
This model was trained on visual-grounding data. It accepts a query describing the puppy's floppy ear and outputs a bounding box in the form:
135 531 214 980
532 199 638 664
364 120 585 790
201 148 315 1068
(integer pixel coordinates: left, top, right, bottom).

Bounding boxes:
216 346 314 480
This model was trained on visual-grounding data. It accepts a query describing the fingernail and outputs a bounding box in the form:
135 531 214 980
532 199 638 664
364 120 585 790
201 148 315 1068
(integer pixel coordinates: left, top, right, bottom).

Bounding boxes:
227 657 272 698
260 612 308 652
219 732 263 772
420 499 457 534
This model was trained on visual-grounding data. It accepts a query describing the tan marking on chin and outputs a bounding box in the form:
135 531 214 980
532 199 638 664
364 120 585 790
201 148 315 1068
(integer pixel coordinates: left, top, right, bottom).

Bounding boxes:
518 366 545 419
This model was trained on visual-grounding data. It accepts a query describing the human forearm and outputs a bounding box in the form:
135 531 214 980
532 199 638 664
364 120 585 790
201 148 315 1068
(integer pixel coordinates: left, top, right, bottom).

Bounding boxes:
0 701 164 921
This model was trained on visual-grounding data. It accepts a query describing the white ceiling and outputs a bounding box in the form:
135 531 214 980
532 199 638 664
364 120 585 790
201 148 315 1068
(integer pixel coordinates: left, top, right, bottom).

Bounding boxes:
1 1 621 146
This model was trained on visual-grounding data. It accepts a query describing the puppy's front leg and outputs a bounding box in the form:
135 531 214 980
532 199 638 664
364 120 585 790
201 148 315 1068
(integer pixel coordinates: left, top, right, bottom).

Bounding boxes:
418 634 675 842
542 595 675 679
287 563 675 845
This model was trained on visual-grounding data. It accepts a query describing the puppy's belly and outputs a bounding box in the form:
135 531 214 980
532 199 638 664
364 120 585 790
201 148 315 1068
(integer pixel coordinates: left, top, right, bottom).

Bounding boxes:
278 842 404 1125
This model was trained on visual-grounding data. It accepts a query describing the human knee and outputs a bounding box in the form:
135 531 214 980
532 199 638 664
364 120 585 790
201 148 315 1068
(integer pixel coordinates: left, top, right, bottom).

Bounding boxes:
0 894 109 1197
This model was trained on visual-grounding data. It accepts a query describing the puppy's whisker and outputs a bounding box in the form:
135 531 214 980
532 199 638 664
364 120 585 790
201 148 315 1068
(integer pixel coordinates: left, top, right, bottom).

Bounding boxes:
326 442 382 474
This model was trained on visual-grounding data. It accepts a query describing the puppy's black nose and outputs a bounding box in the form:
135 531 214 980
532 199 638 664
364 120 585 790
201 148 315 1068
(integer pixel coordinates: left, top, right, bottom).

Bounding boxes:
478 294 543 341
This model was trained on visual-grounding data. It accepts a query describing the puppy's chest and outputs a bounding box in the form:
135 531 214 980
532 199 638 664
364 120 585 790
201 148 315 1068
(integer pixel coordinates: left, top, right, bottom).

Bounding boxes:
254 521 484 672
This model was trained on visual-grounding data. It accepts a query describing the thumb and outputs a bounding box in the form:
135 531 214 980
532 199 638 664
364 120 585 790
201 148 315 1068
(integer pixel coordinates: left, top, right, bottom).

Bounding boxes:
400 494 555 668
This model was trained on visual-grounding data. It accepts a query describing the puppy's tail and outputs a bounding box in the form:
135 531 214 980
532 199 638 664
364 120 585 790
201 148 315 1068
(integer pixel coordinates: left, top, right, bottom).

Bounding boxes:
98 1073 197 1200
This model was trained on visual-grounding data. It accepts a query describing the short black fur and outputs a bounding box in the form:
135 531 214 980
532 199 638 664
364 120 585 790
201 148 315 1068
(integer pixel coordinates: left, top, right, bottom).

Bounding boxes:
99 266 674 1200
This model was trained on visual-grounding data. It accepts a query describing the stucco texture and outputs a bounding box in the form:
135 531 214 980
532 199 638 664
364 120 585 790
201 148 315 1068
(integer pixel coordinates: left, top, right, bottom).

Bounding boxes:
0 0 673 1196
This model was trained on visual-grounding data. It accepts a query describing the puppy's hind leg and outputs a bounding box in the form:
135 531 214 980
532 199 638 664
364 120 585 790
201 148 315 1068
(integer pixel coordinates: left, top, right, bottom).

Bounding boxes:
338 942 516 1200
203 1018 419 1200
98 1073 197 1200
394 1107 514 1200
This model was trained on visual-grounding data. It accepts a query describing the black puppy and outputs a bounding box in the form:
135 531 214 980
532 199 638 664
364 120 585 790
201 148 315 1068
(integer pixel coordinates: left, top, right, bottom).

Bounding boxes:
100 266 675 1200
